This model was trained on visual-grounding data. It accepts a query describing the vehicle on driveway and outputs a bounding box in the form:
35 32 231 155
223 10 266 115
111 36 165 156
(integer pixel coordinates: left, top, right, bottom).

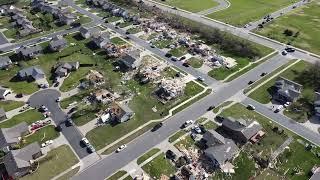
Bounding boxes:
166 150 177 160
197 76 204 82
192 125 202 134
81 138 90 146
248 80 255 85
260 72 267 76
87 144 96 153
181 120 194 128
56 97 61 102
116 144 127 152
274 105 284 113
207 105 215 111
171 57 178 61
151 122 163 132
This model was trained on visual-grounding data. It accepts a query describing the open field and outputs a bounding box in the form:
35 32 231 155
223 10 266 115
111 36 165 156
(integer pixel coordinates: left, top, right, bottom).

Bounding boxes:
0 100 24 111
137 148 161 165
22 125 60 147
0 109 44 128
255 1 320 54
207 0 299 27
155 0 218 13
21 145 79 180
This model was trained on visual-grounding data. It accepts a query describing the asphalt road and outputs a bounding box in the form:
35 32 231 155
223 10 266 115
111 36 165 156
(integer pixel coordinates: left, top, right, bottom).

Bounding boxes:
0 32 9 45
242 97 320 146
73 54 293 180
28 89 89 159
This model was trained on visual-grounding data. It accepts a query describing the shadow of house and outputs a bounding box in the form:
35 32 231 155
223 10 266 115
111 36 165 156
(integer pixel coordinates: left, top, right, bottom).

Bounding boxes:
272 76 303 103
117 50 141 72
3 142 42 179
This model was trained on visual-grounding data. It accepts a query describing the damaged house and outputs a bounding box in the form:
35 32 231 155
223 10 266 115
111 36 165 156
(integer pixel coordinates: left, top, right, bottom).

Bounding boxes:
155 78 185 103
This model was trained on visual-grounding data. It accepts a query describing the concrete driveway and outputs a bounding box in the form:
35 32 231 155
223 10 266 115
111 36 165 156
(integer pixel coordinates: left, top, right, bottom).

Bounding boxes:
28 89 90 159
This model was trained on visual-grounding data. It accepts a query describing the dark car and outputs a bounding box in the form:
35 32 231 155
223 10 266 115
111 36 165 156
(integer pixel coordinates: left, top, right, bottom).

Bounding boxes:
151 123 163 132
215 115 225 122
54 82 60 87
65 118 74 127
68 107 78 114
166 150 177 160
125 36 130 40
248 80 255 85
16 93 23 98
182 62 189 67
175 72 180 77
125 31 130 34
55 125 62 132
171 57 178 61
165 53 172 58
207 105 215 111
285 47 295 52
260 72 267 77
180 56 186 61
150 45 155 48
105 20 109 23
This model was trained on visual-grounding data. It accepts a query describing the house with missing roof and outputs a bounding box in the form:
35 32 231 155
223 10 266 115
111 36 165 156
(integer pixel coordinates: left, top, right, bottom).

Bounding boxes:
0 56 12 69
92 33 110 48
0 108 6 121
49 36 68 52
54 62 79 77
17 45 42 60
117 50 141 71
79 26 101 39
273 76 303 103
0 88 12 99
17 66 45 81
221 117 264 144
0 122 29 151
91 89 120 104
3 142 42 179
314 92 320 119
202 130 239 170
110 102 134 123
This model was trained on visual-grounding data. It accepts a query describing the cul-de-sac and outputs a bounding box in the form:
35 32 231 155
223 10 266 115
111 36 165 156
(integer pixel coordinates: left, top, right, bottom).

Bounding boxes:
0 0 319 179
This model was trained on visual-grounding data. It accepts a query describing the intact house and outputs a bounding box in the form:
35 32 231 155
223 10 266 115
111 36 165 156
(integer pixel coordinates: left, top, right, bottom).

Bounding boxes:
110 102 134 123
17 45 42 60
3 142 42 179
58 13 77 25
314 92 320 119
86 70 105 87
0 108 6 121
0 88 12 99
49 36 68 52
91 89 120 104
17 66 45 81
92 33 110 48
221 117 264 144
272 76 302 103
117 50 141 72
202 130 239 169
79 26 101 39
0 122 29 151
155 78 185 103
54 62 79 78
0 56 13 70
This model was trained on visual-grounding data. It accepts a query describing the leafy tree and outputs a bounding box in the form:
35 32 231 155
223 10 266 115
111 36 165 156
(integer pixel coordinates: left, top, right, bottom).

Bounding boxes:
283 29 293 36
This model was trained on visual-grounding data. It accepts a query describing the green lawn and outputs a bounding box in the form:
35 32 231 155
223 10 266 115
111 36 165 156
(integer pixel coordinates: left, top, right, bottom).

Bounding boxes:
276 140 320 180
0 100 24 111
60 90 90 109
196 117 207 124
71 105 100 126
137 148 161 165
110 37 127 46
207 0 299 27
108 16 122 22
168 46 188 57
213 101 233 113
87 81 204 150
174 135 197 150
118 21 133 28
107 170 127 180
208 57 250 80
220 103 288 158
214 152 256 180
21 145 79 180
0 109 44 128
255 1 320 54
22 125 60 146
248 60 311 104
168 130 186 143
126 27 142 34
60 67 91 92
142 153 176 179
56 166 80 180
155 0 218 12
153 39 174 49
203 120 218 130
187 57 203 68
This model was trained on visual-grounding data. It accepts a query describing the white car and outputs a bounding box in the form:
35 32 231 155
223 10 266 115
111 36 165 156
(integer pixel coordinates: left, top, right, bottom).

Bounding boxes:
116 144 127 152
82 138 90 146
56 97 61 102
284 102 291 108
193 125 202 134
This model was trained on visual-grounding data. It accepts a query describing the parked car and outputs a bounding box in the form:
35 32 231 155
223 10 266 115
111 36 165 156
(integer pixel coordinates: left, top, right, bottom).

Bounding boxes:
260 72 267 77
281 50 288 56
180 56 186 61
151 122 163 132
54 82 60 87
87 144 95 153
190 133 197 140
166 150 177 160
125 36 130 40
81 138 90 146
197 76 204 82
247 104 255 110
192 125 202 134
150 44 155 48
116 144 127 152
16 93 23 98
284 102 291 108
182 62 190 67
56 97 61 102
207 105 215 111
65 118 74 126
183 120 194 128
171 57 178 61
274 105 284 113
248 80 255 85
285 47 295 52
55 125 62 132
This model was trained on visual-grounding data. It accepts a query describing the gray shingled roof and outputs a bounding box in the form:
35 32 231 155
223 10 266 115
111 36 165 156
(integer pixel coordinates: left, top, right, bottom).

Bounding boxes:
222 117 262 140
18 66 45 80
274 76 302 101
17 45 42 57
0 56 12 68
49 36 67 49
0 122 28 148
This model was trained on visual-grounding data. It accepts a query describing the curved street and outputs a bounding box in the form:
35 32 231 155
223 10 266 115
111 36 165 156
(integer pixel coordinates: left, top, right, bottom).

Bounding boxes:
28 89 89 159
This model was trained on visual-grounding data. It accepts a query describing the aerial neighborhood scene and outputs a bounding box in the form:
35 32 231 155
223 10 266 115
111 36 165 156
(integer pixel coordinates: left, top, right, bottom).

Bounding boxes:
0 0 319 179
